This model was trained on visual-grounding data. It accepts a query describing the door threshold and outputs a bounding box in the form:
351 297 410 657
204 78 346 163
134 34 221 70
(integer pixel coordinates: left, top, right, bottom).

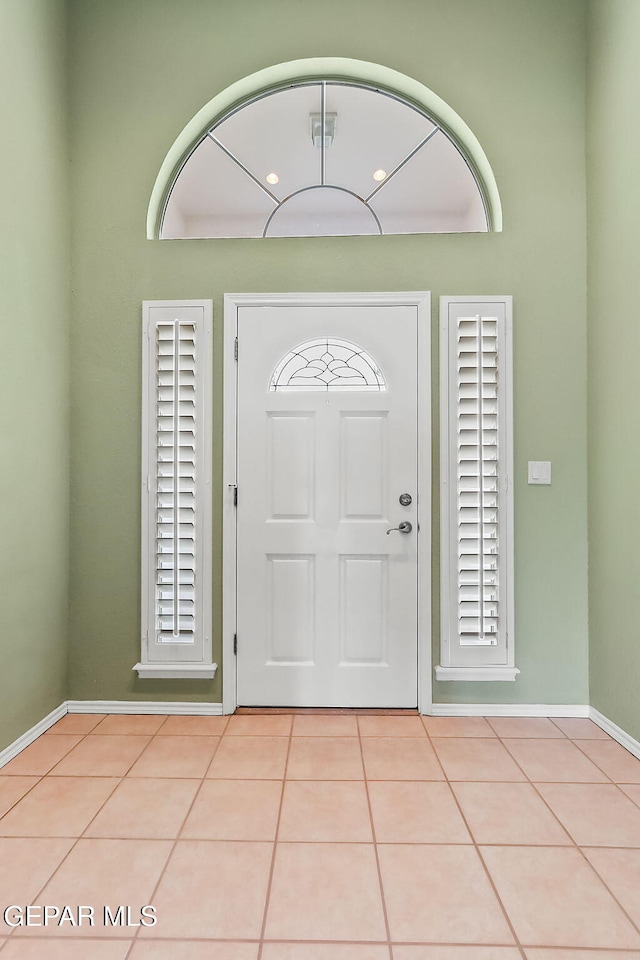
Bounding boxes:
234 707 419 715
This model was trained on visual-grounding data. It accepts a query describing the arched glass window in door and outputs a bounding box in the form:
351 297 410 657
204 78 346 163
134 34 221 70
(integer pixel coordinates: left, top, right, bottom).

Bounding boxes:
160 80 489 240
270 338 386 391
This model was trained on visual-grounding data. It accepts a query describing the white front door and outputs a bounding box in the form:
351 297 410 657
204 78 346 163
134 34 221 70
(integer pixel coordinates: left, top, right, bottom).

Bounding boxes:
234 299 423 708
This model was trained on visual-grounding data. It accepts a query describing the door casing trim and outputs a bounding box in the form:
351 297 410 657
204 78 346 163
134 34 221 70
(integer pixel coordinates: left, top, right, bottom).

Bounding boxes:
223 291 432 714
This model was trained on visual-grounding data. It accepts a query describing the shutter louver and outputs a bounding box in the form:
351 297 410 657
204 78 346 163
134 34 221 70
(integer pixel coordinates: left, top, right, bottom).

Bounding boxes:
457 315 499 646
439 297 515 678
137 301 214 678
155 321 198 645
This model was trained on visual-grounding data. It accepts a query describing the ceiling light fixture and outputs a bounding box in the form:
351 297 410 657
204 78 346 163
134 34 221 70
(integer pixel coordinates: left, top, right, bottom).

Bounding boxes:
373 169 387 182
266 172 279 185
309 112 337 148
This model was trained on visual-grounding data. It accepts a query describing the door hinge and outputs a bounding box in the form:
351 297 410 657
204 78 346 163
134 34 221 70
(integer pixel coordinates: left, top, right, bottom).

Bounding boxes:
230 484 237 507
233 633 237 655
234 337 238 360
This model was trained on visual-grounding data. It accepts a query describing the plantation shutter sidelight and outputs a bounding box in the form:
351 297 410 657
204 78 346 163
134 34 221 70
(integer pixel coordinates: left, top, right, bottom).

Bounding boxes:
438 297 516 681
135 301 215 680
156 320 198 644
457 314 500 645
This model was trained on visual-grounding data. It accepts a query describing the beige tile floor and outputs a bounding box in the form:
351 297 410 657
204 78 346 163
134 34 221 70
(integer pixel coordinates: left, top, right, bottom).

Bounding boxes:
0 713 640 958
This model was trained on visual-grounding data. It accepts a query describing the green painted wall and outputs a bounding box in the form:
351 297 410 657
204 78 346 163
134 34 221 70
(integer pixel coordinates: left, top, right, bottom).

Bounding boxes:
587 0 640 738
68 0 589 705
0 0 70 748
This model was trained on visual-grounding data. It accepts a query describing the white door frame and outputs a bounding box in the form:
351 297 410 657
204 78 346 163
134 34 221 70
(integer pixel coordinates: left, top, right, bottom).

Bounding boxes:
222 291 432 714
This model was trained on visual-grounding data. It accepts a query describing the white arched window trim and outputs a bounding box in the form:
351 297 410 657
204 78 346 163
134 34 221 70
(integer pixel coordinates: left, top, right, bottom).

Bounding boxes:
147 58 502 240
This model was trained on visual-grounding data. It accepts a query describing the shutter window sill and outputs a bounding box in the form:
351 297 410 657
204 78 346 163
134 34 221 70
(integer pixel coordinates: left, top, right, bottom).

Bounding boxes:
133 662 217 680
435 665 520 682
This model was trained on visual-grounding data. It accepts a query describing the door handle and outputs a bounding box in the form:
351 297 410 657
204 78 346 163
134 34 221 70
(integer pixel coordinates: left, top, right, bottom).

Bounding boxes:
386 521 413 535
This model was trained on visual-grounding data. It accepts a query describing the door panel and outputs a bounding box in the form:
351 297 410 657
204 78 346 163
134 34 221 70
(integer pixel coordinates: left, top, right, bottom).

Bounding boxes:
339 555 388 664
267 413 315 519
267 554 315 663
341 413 387 518
236 303 419 707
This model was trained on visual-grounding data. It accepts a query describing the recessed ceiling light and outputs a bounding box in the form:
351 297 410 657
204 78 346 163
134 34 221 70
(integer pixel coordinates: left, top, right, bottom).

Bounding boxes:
266 172 279 185
373 169 387 182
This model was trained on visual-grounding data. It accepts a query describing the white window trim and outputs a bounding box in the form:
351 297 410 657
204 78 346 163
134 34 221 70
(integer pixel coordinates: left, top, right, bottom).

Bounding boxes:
437 295 517 682
135 300 215 680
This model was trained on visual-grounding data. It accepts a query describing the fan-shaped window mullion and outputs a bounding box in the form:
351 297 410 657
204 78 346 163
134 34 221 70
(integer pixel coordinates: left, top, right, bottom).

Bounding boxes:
159 79 491 239
270 338 386 392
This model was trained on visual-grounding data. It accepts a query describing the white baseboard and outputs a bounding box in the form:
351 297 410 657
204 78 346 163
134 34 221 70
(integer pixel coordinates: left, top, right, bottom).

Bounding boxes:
66 700 223 716
0 703 68 769
3 701 640 772
590 707 640 761
429 703 590 718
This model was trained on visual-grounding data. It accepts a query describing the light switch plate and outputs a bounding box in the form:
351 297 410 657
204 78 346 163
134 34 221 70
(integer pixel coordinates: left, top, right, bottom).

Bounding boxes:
528 461 552 484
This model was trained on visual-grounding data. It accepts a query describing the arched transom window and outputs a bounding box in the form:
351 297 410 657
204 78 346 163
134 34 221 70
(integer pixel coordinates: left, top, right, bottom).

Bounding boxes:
161 80 489 240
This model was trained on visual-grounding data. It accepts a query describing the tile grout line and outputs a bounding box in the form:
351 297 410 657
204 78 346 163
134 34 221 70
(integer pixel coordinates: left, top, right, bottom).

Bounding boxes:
18 727 92 777
260 937 640 951
44 724 154 779
120 722 231 958
153 715 170 735
569 733 640 800
576 849 640 943
487 716 570 739
0 722 117 944
4 835 629 848
256 716 294 960
0 774 46 823
7 716 190 954
500 735 616 786
489 726 640 946
548 716 583 738
79 726 172 834
4 714 640 953
2 795 122 942
619 787 640 811
420 715 528 959
120 719 230 957
485 730 586 847
488 737 582 848
2 935 639 953
75 716 189 842
356 715 394 960
21 717 217 960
